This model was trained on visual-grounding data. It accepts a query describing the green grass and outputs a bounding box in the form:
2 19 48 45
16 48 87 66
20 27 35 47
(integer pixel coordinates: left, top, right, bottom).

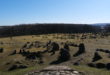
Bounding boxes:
71 65 110 75
1 65 110 75
0 64 48 75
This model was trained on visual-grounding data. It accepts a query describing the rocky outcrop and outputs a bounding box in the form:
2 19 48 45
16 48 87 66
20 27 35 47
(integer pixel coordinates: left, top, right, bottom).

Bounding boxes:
25 66 84 75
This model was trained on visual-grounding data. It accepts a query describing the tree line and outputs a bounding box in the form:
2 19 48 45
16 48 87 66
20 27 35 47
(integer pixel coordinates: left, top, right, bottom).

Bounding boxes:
0 23 101 37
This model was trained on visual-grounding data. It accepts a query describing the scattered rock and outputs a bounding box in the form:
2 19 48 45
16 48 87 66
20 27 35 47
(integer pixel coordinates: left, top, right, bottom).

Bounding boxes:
25 66 84 75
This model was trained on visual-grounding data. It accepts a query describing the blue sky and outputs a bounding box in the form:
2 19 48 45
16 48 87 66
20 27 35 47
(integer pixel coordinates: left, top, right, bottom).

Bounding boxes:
0 0 110 25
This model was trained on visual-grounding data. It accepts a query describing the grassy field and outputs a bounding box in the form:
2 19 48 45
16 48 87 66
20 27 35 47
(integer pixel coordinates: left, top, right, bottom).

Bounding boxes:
0 33 110 75
1 65 110 75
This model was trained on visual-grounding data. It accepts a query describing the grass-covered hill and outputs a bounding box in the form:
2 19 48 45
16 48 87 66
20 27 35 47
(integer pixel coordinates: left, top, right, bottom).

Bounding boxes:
0 33 110 75
0 23 110 75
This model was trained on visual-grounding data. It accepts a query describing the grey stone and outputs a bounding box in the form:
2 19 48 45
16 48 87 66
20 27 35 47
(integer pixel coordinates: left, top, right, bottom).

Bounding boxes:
73 71 79 74
25 66 84 75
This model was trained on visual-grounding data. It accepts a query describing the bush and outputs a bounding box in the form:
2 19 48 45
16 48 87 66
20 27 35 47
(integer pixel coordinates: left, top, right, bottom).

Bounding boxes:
96 63 105 69
73 43 85 57
73 62 79 66
0 48 3 53
64 43 69 50
92 52 102 62
10 50 16 55
106 63 110 70
48 42 59 55
87 63 96 67
58 48 70 61
50 48 71 64
8 65 18 71
18 65 27 69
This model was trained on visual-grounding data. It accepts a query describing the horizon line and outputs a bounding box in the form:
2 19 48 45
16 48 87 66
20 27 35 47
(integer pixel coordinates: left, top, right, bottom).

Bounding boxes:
1 22 110 26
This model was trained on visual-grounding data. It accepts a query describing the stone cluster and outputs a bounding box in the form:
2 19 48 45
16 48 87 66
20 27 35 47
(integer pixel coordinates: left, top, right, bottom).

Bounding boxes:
25 66 84 75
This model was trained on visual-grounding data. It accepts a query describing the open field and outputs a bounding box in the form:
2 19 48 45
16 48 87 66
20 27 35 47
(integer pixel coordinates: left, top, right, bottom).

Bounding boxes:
0 33 110 75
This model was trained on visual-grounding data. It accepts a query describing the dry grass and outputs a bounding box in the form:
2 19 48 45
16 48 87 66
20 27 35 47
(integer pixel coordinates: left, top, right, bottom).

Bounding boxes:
0 33 110 75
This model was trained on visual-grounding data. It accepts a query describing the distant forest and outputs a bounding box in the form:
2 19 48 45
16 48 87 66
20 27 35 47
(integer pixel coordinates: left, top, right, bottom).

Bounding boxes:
0 23 109 37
